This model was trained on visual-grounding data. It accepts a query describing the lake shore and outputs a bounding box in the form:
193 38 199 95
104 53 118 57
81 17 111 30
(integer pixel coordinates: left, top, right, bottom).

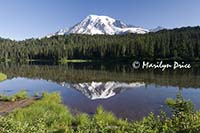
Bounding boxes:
0 97 36 115
0 92 199 132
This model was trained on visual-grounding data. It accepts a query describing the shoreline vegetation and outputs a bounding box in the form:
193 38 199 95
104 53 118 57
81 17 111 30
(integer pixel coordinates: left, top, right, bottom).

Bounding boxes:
0 90 28 102
0 91 199 132
0 73 7 81
59 58 92 64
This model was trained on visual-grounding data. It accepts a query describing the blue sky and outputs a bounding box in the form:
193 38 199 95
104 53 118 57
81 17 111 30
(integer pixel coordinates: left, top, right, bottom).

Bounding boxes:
0 0 200 40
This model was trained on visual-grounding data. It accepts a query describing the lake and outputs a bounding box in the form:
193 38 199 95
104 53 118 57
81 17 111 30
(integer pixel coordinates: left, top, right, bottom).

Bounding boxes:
0 62 200 120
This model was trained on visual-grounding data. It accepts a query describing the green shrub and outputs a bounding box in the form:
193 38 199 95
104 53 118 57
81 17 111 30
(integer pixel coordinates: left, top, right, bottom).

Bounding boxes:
0 90 28 102
0 73 7 81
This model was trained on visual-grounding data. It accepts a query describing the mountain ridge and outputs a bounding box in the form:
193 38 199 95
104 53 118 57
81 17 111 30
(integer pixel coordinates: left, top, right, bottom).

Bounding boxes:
46 15 164 38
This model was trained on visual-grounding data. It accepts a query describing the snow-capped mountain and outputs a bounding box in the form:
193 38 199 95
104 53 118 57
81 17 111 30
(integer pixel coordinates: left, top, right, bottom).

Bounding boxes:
46 15 150 37
150 26 165 32
62 81 145 100
67 15 149 35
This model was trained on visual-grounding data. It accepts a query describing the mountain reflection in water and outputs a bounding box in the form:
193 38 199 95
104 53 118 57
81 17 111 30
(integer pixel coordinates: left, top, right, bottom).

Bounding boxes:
65 81 145 100
0 62 200 120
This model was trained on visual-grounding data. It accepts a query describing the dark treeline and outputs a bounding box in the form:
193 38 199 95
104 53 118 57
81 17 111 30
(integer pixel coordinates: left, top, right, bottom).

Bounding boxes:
1 26 200 61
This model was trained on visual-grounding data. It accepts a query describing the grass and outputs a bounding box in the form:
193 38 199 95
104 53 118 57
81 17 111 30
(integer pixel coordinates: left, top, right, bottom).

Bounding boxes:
8 92 73 132
0 92 200 132
0 73 7 81
0 90 28 102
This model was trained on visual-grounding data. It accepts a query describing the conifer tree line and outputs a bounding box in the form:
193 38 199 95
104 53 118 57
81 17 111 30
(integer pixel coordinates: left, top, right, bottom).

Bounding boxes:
0 26 200 61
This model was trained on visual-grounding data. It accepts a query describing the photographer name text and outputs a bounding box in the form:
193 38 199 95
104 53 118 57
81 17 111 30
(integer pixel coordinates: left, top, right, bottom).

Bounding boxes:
132 61 191 71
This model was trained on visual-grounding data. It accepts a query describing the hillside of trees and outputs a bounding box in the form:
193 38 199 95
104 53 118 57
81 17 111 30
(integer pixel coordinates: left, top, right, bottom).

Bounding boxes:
0 26 200 61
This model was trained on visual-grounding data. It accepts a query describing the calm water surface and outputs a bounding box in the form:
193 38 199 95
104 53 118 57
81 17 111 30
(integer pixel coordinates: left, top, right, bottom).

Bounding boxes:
0 62 200 120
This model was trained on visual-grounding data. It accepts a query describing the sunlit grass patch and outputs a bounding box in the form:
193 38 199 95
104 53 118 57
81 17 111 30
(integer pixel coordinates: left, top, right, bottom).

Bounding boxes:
0 90 28 102
59 58 92 64
0 73 7 81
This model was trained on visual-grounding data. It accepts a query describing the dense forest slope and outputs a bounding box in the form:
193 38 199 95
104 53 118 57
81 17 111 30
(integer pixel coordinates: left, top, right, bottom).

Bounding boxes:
0 26 200 61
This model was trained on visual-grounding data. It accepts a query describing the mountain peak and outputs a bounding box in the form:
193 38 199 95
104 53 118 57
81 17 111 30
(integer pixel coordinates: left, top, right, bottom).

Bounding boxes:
88 14 98 17
87 14 114 20
45 15 153 38
68 15 149 35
